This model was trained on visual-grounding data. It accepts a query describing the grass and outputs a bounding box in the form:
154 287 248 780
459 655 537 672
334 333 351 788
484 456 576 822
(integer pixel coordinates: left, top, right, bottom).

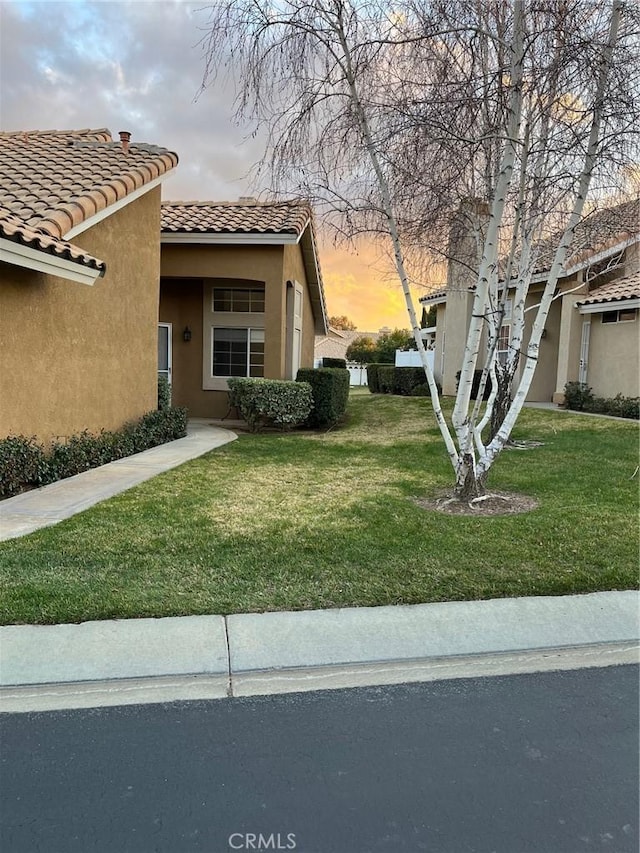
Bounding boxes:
0 390 638 625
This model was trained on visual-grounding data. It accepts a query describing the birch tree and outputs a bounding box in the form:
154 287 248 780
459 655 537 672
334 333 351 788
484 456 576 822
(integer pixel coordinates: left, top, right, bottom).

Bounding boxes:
198 0 639 502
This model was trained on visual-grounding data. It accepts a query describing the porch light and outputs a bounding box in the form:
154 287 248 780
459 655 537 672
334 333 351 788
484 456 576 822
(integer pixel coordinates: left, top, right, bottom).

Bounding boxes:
183 326 192 342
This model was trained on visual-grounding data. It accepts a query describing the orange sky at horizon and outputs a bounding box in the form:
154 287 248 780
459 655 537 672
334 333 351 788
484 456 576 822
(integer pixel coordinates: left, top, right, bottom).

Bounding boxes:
319 237 424 333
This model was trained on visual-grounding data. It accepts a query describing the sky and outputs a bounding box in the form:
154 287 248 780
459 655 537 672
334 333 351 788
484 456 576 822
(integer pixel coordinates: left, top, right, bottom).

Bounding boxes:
0 0 416 332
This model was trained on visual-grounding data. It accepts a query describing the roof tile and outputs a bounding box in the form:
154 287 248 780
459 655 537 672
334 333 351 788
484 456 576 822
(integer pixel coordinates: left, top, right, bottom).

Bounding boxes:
578 269 640 305
0 128 178 240
0 128 177 274
161 200 312 237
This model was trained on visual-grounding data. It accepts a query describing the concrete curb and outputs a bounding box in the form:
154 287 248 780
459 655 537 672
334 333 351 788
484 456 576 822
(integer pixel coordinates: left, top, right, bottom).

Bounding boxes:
1 591 638 712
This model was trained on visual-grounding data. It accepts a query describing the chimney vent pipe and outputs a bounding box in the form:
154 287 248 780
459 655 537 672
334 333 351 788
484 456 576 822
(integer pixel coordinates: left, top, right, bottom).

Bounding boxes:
118 130 131 153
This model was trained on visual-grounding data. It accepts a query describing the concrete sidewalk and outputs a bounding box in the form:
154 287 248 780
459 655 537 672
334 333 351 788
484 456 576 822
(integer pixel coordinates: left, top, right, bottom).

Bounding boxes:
1 591 638 712
0 419 237 541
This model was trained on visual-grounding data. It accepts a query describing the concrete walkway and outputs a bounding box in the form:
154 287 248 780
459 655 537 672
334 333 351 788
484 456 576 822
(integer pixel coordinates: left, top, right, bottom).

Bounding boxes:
0 419 237 542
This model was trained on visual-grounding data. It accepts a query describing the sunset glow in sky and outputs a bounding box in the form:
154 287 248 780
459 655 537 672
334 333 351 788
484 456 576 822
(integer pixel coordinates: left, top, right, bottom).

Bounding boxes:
0 0 419 332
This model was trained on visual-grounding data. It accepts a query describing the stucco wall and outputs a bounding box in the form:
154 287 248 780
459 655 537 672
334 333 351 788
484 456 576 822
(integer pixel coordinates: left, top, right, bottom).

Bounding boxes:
0 188 161 442
283 243 316 371
587 314 640 398
519 292 562 402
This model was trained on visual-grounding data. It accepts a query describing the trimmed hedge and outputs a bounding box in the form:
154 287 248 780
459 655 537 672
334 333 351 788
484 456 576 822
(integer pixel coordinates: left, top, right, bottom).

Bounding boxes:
296 367 350 428
322 357 347 369
393 367 428 396
366 363 388 393
228 377 313 432
378 366 395 394
368 365 441 397
564 382 639 419
0 407 188 499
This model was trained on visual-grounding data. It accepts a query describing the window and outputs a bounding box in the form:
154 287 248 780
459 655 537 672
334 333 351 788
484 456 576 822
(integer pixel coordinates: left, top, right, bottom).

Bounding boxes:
602 308 637 324
497 324 511 365
496 299 512 366
212 328 264 377
213 288 265 313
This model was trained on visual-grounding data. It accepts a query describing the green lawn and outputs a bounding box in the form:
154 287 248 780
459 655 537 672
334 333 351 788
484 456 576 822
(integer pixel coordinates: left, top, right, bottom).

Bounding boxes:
0 392 638 625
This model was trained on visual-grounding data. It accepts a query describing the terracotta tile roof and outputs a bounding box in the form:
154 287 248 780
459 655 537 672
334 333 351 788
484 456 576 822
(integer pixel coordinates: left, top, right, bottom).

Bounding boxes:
0 208 105 274
161 200 311 236
533 198 640 274
577 269 640 305
0 128 178 240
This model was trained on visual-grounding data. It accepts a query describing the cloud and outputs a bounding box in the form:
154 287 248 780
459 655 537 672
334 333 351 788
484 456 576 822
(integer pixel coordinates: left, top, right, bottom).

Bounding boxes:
0 0 419 330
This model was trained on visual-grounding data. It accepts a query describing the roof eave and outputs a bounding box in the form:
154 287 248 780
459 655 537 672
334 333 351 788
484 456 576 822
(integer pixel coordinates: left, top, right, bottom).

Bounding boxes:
160 231 301 246
0 237 104 285
578 296 640 313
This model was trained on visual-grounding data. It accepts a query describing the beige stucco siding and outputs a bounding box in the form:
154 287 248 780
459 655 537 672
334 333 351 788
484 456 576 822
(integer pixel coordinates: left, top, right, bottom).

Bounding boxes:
283 243 316 370
587 314 640 398
519 293 562 402
0 188 161 443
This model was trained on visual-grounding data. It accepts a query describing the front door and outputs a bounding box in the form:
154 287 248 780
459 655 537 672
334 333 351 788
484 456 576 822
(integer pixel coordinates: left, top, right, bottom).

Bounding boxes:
578 320 590 386
158 323 172 384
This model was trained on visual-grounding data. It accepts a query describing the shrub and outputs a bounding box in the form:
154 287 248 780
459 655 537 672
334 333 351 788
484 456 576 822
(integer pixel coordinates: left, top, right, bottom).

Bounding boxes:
564 381 594 411
158 375 172 411
322 357 347 369
0 436 47 498
366 363 386 393
410 383 431 397
296 368 349 428
393 367 427 396
228 377 313 432
378 366 395 394
563 383 638 419
455 369 492 400
0 407 189 499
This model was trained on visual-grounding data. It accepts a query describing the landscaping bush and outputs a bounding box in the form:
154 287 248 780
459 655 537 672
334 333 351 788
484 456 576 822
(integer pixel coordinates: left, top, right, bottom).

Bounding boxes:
0 407 188 499
393 367 427 396
158 374 172 411
366 363 386 393
296 368 349 428
0 436 47 498
564 381 594 411
410 383 431 397
455 369 492 400
564 382 639 419
228 377 313 432
378 366 395 394
322 357 347 369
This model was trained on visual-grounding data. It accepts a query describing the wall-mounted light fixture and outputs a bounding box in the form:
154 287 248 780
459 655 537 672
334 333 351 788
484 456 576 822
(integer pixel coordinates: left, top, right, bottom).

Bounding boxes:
183 326 192 342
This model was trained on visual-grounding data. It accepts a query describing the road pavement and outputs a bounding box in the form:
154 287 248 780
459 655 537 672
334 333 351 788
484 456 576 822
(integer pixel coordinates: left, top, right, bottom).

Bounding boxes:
1 665 637 853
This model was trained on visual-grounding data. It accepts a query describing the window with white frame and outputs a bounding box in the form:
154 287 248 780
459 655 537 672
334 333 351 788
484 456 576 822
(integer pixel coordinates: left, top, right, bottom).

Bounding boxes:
496 299 512 365
203 281 266 390
212 327 264 377
213 288 265 313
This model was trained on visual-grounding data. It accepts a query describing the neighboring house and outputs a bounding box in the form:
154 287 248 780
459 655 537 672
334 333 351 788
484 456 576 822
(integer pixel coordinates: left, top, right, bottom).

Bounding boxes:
0 128 178 442
420 198 640 402
159 200 328 417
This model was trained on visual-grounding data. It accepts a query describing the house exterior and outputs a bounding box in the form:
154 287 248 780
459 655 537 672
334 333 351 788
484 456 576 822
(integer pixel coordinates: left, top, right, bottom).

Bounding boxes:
0 128 178 442
159 201 328 418
420 198 640 402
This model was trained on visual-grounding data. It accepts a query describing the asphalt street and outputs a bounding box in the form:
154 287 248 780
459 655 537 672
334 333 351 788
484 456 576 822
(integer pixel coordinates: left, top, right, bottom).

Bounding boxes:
1 665 637 853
